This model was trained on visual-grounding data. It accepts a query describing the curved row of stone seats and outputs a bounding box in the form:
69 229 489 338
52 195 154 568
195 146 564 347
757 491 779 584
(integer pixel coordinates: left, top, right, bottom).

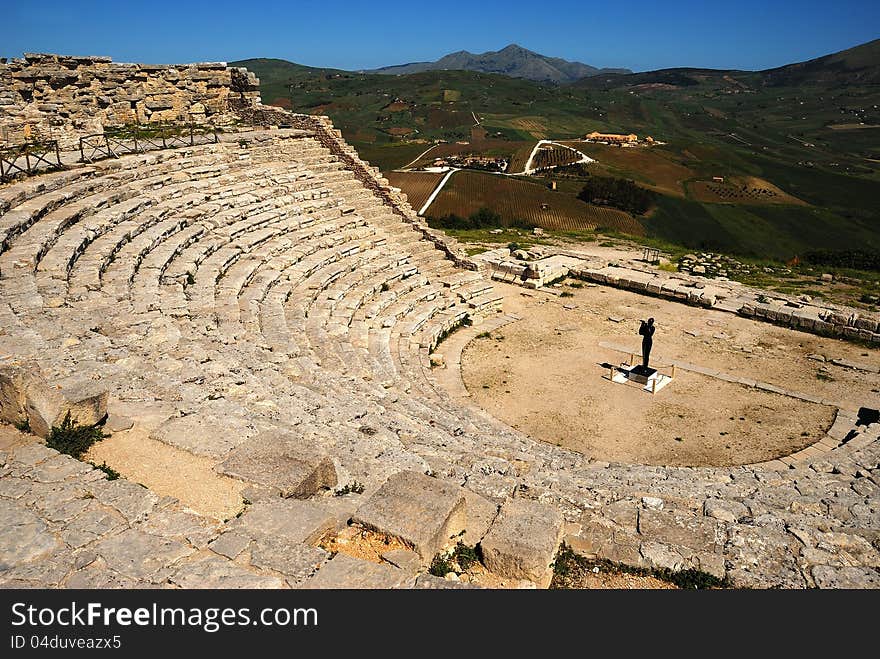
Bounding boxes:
2 157 260 314
0 145 256 252
45 180 303 306
78 166 329 294
16 151 344 314
3 130 877 588
3 148 262 275
215 226 381 345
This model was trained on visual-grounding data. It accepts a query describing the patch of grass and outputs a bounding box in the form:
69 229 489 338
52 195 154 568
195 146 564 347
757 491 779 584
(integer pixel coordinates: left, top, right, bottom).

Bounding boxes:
46 413 109 460
14 417 31 433
90 461 120 481
568 282 584 289
551 544 728 590
451 542 480 572
476 332 492 339
335 481 366 496
816 371 834 382
560 291 575 298
429 552 454 577
658 262 678 273
429 542 481 577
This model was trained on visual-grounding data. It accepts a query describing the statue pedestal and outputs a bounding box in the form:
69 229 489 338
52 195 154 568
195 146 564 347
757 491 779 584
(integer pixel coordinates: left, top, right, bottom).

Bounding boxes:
626 365 657 385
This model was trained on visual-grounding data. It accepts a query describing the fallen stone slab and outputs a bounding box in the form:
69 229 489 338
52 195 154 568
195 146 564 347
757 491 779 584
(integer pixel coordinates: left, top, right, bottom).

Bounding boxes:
812 565 880 589
352 471 466 561
149 407 258 458
461 488 499 546
217 431 337 499
59 378 109 427
0 362 41 427
303 553 411 589
479 497 564 588
380 548 422 573
1 365 110 437
169 555 285 589
231 500 336 546
249 536 328 585
24 384 67 439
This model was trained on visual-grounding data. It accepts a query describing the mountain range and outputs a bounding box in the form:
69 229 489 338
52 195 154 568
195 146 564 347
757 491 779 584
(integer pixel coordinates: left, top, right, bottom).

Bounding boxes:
366 44 631 84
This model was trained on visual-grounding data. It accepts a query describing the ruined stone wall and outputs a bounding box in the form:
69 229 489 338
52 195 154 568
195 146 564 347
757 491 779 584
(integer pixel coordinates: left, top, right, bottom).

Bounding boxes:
0 53 262 149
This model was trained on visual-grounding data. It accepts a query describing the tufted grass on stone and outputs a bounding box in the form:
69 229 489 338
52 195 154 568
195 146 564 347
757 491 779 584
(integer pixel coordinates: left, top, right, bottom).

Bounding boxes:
46 412 109 460
89 460 120 481
429 541 481 577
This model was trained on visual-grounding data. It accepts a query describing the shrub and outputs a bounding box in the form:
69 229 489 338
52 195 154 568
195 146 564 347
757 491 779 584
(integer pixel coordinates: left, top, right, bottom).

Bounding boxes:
578 176 656 215
90 461 120 481
452 542 479 571
429 552 454 577
802 249 880 273
335 481 366 496
46 413 109 460
429 208 535 232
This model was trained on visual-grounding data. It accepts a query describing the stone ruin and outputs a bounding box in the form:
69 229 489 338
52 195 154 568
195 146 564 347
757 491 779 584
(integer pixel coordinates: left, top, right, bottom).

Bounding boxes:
0 53 261 148
0 55 878 590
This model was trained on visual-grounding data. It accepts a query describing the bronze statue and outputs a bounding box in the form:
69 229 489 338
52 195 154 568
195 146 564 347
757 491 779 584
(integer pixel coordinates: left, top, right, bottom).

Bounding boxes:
639 318 655 368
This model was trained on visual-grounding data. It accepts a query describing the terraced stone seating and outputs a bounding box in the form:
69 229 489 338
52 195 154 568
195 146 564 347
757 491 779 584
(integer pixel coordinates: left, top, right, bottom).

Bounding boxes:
1 126 878 589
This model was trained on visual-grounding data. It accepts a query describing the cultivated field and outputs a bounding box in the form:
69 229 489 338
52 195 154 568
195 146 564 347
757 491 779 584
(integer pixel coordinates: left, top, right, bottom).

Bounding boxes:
509 117 548 139
507 142 537 173
426 171 643 233
562 142 695 197
385 171 444 210
531 143 584 170
688 176 808 205
407 139 533 169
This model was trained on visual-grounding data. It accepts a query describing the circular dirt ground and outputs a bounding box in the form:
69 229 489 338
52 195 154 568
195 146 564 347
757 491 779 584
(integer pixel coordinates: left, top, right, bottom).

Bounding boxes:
461 283 879 467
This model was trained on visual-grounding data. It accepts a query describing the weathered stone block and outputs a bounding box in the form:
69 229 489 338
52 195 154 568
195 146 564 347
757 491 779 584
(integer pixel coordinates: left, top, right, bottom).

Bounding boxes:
60 379 108 427
479 497 564 588
217 431 336 499
352 471 466 561
812 565 880 589
638 509 722 553
170 555 284 589
461 488 499 546
231 500 336 546
24 385 67 439
303 553 410 589
0 363 40 427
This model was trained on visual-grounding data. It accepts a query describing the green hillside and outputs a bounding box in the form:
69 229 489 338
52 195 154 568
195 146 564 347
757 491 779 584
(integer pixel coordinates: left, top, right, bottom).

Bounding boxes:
232 40 880 261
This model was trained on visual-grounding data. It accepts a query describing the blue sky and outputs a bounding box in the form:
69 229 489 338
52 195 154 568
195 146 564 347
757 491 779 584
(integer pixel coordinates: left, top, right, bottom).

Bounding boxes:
4 0 879 72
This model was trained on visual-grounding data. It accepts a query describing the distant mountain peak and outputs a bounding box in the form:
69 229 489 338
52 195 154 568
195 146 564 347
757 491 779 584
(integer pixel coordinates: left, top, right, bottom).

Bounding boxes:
370 45 631 83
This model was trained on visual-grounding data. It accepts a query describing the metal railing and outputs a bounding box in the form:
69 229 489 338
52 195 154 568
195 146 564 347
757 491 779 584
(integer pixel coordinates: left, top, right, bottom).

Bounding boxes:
79 122 219 163
0 140 62 182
